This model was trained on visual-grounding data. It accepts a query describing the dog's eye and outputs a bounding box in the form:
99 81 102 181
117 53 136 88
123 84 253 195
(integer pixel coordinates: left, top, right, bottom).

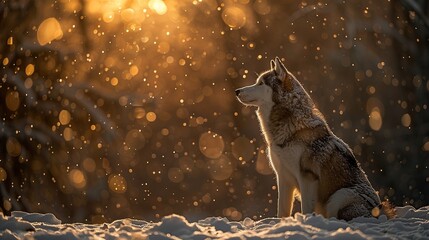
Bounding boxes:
258 82 264 86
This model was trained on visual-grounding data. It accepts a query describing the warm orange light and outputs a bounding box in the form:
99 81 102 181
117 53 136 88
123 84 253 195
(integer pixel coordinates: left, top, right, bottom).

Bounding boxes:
148 0 167 15
69 169 86 189
7 37 13 45
59 110 71 125
108 174 127 193
63 127 74 141
369 110 382 131
25 64 35 76
146 112 157 122
37 18 63 45
199 132 224 159
222 6 246 30
103 12 115 23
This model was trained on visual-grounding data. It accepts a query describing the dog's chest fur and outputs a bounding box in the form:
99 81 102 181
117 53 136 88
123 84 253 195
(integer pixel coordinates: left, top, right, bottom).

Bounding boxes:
269 144 304 180
256 104 304 181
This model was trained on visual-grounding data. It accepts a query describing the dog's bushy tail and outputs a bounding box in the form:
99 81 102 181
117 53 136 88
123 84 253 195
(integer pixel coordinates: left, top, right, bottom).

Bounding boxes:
381 200 397 219
373 200 396 219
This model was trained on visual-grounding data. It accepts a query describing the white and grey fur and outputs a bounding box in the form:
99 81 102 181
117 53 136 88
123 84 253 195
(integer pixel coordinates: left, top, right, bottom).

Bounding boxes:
235 57 393 220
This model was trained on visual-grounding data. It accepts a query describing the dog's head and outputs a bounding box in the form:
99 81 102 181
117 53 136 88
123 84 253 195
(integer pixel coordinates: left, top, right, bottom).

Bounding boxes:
235 57 298 107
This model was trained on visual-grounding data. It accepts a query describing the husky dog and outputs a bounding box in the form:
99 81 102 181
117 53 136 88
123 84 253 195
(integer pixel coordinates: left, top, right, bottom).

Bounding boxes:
235 57 393 220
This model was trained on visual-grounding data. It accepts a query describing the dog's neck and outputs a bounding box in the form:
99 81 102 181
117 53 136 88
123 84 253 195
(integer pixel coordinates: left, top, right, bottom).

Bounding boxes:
256 100 327 147
255 102 276 145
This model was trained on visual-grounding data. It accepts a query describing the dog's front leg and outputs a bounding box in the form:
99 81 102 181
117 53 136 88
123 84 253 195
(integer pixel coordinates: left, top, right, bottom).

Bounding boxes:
277 175 295 217
300 178 318 214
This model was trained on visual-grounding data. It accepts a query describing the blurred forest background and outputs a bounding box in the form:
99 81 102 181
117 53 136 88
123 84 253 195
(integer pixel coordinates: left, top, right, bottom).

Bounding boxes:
0 0 428 223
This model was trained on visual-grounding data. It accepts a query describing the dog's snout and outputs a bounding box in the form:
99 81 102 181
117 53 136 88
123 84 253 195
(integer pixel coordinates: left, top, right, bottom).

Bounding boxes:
235 89 241 96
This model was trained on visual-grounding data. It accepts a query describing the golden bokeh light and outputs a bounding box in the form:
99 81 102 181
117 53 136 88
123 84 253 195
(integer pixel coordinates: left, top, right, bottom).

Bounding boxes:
111 77 119 86
103 11 115 23
369 110 382 131
121 8 135 22
168 167 184 183
130 65 139 76
125 129 146 150
231 136 255 162
86 0 126 14
207 155 233 181
223 207 243 221
37 17 63 46
371 206 380 217
59 110 71 125
222 6 247 30
157 42 170 54
366 97 384 115
256 148 273 175
179 156 194 172
25 64 35 76
83 158 97 172
161 128 169 136
69 169 86 189
5 91 20 111
134 108 146 119
7 36 13 45
401 113 411 127
3 57 9 65
199 132 225 159
253 0 271 15
108 174 127 193
146 112 157 122
148 0 167 15
63 127 74 141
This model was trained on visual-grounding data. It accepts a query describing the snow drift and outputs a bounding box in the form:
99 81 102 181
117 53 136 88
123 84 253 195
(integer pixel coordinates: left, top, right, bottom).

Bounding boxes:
1 206 429 239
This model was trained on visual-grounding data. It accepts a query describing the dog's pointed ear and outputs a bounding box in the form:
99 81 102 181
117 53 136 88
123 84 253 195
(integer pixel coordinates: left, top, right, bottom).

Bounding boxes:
274 57 287 80
274 57 293 91
270 60 276 71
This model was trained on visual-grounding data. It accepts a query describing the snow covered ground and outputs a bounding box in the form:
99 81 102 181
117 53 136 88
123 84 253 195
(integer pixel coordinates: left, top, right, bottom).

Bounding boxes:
1 206 429 239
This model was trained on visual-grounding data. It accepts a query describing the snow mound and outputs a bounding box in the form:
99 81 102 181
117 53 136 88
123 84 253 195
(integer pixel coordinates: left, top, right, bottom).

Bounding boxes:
12 211 61 225
0 212 34 232
149 214 203 238
0 206 428 239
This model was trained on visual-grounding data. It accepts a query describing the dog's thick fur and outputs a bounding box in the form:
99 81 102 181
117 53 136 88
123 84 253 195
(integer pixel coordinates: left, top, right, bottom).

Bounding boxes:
235 57 393 220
